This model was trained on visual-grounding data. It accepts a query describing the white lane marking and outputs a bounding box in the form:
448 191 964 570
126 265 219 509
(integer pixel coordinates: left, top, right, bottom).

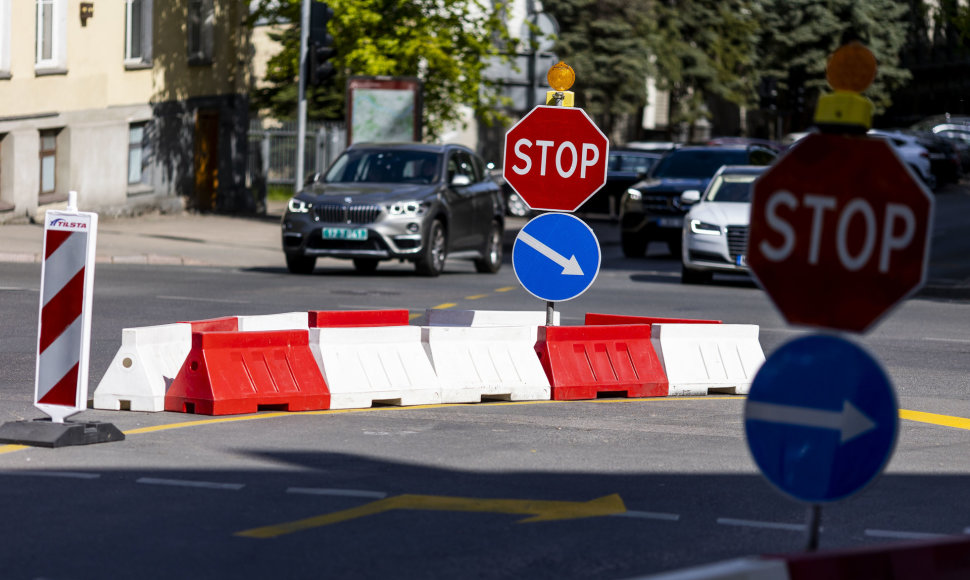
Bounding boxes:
865 529 949 540
136 477 244 490
611 510 680 522
922 337 970 345
286 487 388 499
156 295 250 304
746 400 876 443
0 471 100 480
717 517 809 532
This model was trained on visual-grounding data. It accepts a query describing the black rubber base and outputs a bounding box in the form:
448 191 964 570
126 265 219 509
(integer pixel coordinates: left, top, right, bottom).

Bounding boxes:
0 418 125 448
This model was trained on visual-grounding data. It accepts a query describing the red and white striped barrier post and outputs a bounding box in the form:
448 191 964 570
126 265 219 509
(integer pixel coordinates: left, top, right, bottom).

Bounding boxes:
34 191 98 421
0 192 123 447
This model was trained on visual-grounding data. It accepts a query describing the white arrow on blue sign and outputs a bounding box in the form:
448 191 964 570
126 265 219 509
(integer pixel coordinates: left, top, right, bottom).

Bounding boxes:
745 334 898 504
512 213 601 302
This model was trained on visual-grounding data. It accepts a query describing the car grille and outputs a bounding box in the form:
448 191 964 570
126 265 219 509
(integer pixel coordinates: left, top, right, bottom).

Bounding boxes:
641 194 684 215
314 203 383 224
726 226 748 260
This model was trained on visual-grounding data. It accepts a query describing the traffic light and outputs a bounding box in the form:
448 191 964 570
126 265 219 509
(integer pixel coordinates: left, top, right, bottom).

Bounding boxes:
306 1 335 86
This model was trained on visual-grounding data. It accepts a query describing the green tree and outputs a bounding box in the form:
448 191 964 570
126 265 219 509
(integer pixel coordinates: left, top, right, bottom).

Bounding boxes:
250 0 514 139
758 0 911 130
544 0 655 140
651 0 761 138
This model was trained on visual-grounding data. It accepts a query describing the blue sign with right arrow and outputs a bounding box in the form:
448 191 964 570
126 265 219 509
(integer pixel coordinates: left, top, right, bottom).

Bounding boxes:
745 334 898 504
512 212 601 302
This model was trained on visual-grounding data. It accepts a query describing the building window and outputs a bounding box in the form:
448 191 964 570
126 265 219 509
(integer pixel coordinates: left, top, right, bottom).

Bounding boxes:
125 0 153 67
128 123 146 184
187 0 213 66
0 0 11 78
39 129 57 194
35 0 66 71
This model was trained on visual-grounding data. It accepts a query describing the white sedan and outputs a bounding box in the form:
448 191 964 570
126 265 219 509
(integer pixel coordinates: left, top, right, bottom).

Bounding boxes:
680 165 768 284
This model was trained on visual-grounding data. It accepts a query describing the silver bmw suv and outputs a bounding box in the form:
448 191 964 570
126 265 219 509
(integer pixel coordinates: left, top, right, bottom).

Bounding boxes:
282 143 505 276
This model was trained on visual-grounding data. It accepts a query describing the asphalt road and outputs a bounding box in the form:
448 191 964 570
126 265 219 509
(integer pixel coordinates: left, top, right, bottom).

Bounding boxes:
0 182 969 578
1 226 970 578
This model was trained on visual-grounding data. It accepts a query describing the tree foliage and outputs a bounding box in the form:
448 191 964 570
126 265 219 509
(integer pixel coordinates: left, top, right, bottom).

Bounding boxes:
758 0 911 127
543 0 654 139
250 0 514 139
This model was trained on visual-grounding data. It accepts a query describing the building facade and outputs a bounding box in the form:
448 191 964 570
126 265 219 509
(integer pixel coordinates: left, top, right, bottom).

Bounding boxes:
0 0 253 224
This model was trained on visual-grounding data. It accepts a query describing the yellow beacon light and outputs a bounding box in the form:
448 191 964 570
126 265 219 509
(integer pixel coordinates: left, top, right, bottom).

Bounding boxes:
814 41 876 131
546 62 575 107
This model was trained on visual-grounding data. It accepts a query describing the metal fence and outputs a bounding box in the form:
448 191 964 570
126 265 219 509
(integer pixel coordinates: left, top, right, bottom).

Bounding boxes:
247 119 347 192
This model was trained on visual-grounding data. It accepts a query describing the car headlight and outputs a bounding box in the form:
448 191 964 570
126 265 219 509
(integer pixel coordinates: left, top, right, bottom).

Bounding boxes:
625 188 643 201
287 198 312 213
689 220 721 235
386 201 428 217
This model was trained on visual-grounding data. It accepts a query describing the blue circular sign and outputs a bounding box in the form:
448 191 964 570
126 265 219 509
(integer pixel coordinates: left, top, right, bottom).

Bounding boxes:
512 213 601 302
745 334 898 503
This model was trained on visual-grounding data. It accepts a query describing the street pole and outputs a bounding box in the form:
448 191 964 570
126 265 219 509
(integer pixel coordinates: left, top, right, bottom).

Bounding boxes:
295 0 310 192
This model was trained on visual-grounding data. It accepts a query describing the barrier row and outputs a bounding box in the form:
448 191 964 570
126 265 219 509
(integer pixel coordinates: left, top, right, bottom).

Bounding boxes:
93 310 766 416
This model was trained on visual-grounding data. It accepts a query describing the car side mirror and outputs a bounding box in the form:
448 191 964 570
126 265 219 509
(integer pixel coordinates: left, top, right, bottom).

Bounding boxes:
451 174 472 187
680 190 701 205
304 172 321 186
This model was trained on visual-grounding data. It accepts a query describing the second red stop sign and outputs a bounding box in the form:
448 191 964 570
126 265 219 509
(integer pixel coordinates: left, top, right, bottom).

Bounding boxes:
748 133 934 333
503 106 609 212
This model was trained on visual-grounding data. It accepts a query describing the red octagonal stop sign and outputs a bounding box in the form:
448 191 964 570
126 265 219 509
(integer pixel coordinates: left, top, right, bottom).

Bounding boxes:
503 106 609 212
748 133 934 333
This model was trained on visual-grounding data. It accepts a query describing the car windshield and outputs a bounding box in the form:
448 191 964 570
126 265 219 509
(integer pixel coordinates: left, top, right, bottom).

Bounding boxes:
704 174 759 202
610 153 657 173
651 150 750 179
325 149 441 184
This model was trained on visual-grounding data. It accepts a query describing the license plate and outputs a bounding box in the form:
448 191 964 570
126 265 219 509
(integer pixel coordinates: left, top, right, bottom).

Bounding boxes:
657 217 683 228
322 228 368 241
736 254 747 267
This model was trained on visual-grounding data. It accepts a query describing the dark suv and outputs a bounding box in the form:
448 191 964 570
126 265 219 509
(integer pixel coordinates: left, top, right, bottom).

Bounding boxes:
618 145 776 256
282 143 505 276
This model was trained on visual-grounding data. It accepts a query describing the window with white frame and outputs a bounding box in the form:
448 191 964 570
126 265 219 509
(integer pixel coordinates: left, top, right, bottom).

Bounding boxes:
128 122 151 186
35 0 66 71
125 0 153 67
0 0 11 78
39 129 58 194
187 0 214 65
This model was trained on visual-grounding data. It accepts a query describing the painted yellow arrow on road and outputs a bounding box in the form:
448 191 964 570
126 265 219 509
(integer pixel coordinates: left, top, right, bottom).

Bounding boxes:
236 493 626 539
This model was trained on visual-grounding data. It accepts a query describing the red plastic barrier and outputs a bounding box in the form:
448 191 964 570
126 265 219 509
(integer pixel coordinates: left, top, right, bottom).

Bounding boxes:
774 535 970 580
584 313 721 325
165 330 329 415
180 316 239 332
535 325 668 400
308 310 410 328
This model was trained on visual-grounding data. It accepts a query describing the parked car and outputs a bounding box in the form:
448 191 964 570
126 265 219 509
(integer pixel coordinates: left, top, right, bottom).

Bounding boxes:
680 165 767 284
618 145 777 257
576 149 662 217
867 129 937 190
282 143 505 276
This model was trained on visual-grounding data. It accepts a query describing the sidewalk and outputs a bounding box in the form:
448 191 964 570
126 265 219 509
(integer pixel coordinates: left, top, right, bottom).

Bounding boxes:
0 200 291 269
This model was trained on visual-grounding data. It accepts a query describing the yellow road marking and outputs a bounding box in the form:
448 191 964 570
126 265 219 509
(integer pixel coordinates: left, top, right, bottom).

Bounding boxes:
899 409 970 431
0 445 28 455
464 294 488 300
431 303 456 309
236 493 626 538
495 286 516 292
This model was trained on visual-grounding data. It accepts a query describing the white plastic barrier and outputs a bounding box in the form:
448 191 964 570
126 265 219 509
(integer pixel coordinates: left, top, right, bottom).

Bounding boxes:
424 309 559 343
651 324 766 396
628 557 789 579
93 323 193 412
309 326 440 409
237 312 308 331
423 326 551 403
